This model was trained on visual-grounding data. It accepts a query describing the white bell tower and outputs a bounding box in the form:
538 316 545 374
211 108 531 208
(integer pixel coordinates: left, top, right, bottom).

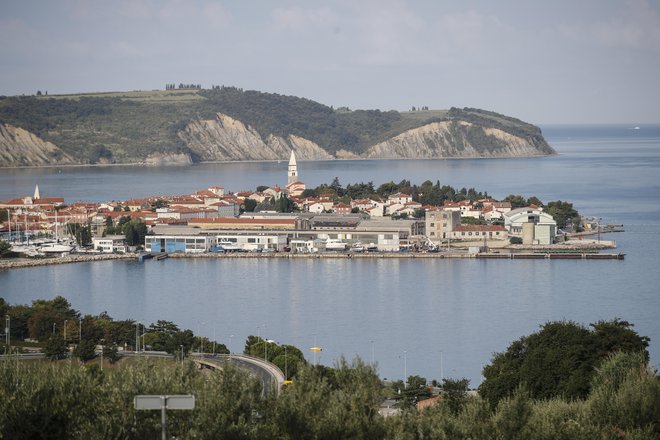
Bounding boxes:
287 150 298 185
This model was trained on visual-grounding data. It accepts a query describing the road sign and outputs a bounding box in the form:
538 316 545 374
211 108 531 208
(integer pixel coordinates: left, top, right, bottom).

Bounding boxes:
134 395 163 410
166 395 195 410
134 395 195 440
134 395 195 410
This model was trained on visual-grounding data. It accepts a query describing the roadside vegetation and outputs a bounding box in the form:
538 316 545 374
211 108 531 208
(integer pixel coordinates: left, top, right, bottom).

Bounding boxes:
1 296 657 438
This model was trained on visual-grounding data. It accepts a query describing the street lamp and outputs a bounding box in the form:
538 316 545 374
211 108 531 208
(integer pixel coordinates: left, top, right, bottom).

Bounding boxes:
440 350 444 382
404 350 408 388
310 346 322 365
135 322 140 353
229 334 234 356
196 322 205 355
5 315 10 348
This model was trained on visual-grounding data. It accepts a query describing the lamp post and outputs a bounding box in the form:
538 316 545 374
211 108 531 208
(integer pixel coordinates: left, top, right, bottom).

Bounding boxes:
404 350 408 388
284 345 288 379
79 319 82 342
180 345 184 367
440 350 444 383
197 322 205 355
5 315 10 347
229 334 234 356
212 327 216 356
135 322 140 354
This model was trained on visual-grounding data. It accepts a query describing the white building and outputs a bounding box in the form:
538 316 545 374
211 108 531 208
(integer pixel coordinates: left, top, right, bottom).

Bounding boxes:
93 235 127 253
504 207 557 245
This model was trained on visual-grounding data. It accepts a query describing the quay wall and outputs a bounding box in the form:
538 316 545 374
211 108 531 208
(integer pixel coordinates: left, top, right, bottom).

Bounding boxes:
0 250 625 270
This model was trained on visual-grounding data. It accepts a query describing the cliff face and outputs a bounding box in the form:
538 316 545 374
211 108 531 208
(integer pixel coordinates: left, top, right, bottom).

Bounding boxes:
364 121 555 159
0 111 555 167
0 123 76 167
178 114 333 161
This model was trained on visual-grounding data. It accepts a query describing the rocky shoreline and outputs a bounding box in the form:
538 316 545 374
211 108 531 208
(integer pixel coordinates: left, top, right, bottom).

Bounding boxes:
0 253 136 270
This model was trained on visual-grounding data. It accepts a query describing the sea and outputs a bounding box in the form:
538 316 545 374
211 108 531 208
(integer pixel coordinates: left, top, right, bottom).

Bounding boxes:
1 124 659 386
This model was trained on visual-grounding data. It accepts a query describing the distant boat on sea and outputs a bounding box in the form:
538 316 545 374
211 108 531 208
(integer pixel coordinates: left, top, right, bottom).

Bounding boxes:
630 126 641 130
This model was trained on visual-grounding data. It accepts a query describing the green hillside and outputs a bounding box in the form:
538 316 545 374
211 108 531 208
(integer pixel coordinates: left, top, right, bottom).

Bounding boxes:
0 87 547 164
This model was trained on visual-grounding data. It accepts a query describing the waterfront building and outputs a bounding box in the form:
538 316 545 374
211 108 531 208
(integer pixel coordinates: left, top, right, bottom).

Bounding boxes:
92 235 127 253
425 209 461 243
449 225 507 240
504 207 557 245
188 217 297 230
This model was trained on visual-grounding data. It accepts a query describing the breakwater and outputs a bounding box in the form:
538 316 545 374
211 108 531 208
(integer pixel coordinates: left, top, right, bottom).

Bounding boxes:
0 253 136 270
0 249 626 270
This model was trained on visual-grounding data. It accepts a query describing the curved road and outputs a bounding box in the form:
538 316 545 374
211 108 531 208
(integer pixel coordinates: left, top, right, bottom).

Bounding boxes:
193 353 285 396
2 351 285 396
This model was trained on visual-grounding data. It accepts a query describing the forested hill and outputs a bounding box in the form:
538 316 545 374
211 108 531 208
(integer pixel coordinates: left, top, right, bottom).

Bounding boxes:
0 87 555 166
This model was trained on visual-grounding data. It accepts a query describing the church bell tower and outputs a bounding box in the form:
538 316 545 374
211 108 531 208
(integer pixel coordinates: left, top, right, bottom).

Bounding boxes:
287 150 298 185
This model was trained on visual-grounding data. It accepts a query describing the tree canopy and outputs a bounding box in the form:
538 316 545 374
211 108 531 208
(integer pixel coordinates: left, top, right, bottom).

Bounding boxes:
479 319 650 406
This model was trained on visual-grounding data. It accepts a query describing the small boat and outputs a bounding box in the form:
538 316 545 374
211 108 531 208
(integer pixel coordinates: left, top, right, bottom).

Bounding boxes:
38 243 74 254
217 240 244 252
365 243 378 252
326 239 348 251
10 243 43 257
351 242 365 253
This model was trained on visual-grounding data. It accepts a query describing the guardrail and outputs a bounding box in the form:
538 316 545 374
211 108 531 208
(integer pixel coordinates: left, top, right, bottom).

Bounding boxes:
192 353 285 395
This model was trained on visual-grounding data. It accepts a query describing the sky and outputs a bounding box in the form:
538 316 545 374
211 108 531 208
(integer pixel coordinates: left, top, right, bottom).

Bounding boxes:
1 0 659 124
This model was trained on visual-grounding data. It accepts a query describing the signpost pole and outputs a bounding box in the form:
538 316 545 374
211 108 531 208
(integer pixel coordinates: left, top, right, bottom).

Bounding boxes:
161 396 167 440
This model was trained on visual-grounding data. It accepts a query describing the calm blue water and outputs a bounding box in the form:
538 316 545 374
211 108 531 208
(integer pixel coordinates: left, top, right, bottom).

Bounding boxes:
1 124 660 385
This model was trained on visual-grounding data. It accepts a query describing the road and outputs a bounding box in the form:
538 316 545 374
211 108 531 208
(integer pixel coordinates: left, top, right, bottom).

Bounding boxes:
1 351 285 396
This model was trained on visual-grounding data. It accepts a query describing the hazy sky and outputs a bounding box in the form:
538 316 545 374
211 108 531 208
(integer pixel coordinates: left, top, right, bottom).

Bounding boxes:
1 0 659 124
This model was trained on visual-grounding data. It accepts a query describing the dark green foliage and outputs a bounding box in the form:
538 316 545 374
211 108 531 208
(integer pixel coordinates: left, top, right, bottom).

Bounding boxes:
391 375 432 409
503 194 528 209
74 339 97 362
267 358 386 439
442 377 470 415
244 337 307 380
122 220 147 246
479 320 650 406
27 296 79 341
275 195 294 213
103 344 120 364
0 335 657 438
44 334 67 360
243 198 257 212
0 240 15 258
67 222 92 246
545 200 580 229
510 236 523 244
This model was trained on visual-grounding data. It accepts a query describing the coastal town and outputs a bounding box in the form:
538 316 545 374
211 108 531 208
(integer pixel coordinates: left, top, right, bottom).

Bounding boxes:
1 151 619 263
